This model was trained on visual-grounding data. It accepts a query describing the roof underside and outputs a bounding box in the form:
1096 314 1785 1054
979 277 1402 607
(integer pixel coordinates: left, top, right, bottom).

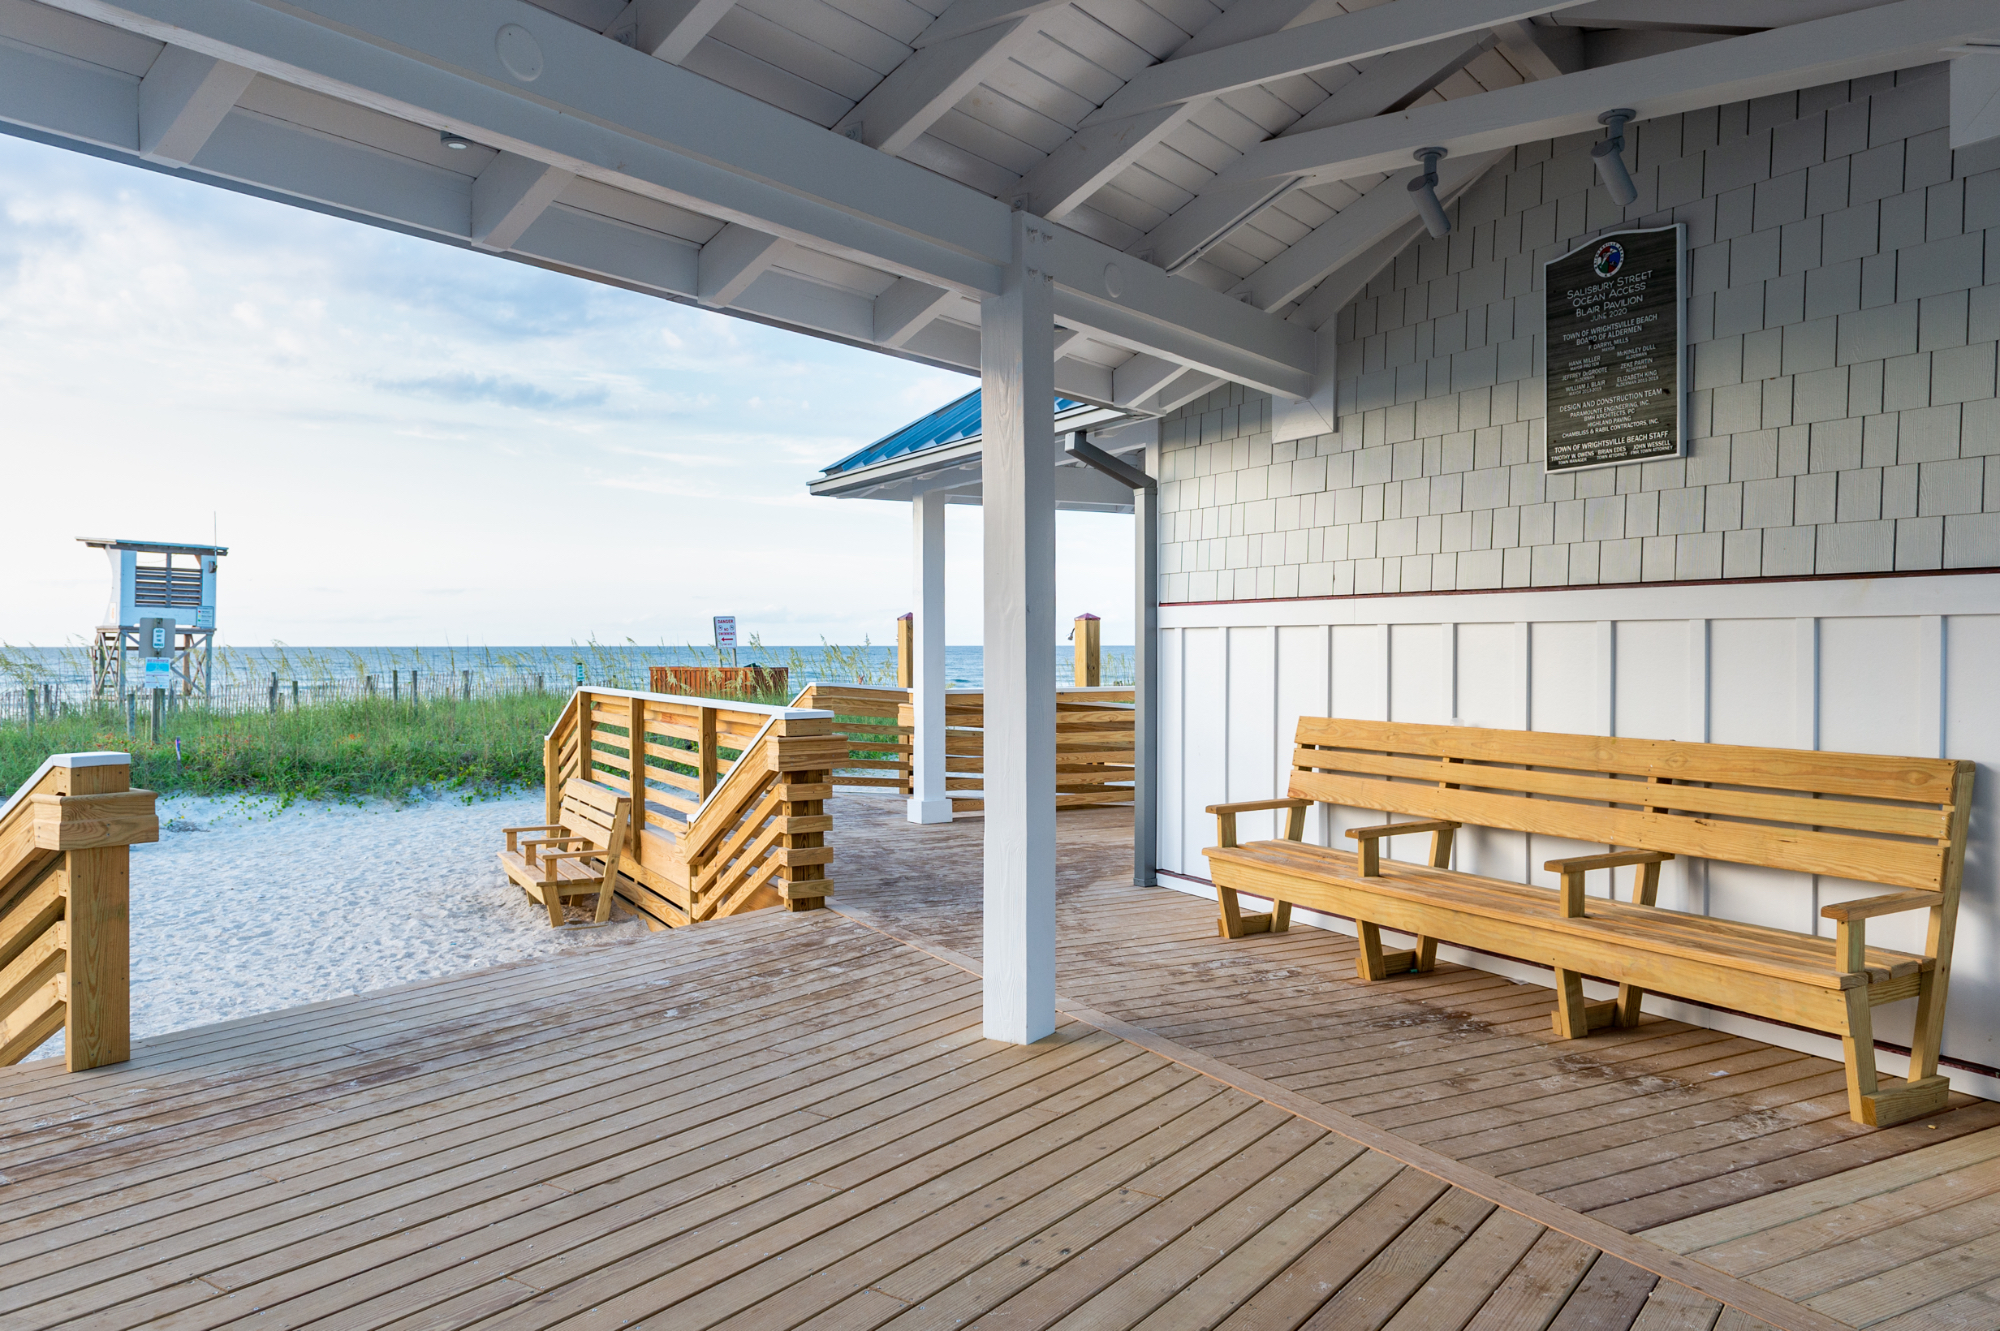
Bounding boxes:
1 0 1992 422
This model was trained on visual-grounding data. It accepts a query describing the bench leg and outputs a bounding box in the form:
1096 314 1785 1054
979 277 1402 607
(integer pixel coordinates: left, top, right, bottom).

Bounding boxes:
1615 982 1646 1028
1549 969 1592 1038
542 876 566 927
1217 886 1286 940
1842 982 1952 1127
1355 923 1432 981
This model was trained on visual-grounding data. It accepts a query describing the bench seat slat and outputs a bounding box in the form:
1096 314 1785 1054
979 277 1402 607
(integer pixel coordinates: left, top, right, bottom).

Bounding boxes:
1292 772 1946 892
1213 841 1928 989
1294 747 1951 840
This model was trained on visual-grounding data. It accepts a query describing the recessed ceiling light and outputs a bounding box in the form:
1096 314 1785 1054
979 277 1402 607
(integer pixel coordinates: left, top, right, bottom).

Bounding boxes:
440 131 473 150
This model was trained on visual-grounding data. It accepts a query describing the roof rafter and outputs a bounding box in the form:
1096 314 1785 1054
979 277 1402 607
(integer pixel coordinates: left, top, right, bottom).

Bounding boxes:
29 0 1311 394
602 0 735 63
1084 0 1595 125
138 45 253 164
1141 30 1495 272
1218 0 1994 189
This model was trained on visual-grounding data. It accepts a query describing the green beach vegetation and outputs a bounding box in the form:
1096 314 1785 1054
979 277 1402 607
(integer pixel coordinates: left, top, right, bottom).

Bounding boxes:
0 692 565 804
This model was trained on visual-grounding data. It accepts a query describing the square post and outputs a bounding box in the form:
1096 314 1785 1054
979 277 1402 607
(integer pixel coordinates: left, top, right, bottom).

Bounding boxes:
980 212 1057 1045
908 487 952 824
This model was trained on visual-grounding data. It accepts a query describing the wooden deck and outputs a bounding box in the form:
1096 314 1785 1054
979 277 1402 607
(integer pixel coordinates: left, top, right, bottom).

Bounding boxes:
2 799 1996 1329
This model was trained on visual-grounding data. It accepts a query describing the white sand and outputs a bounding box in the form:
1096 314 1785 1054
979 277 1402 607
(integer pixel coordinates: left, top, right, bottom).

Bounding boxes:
29 791 648 1061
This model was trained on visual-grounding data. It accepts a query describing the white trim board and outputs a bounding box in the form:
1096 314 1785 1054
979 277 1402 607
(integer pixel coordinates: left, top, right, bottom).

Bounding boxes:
1161 571 2000 628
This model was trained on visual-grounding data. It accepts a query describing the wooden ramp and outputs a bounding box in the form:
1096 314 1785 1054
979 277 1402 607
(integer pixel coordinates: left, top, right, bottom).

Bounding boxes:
3 908 1825 1331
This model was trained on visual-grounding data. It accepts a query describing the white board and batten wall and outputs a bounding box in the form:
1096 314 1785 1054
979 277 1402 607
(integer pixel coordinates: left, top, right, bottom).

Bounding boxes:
1152 64 2000 1099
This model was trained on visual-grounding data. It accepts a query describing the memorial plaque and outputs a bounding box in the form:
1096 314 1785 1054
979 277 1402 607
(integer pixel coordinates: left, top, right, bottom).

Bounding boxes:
1543 224 1684 473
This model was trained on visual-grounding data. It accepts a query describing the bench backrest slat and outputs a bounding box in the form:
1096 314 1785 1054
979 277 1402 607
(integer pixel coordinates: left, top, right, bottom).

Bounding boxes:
1287 719 1967 895
560 779 626 849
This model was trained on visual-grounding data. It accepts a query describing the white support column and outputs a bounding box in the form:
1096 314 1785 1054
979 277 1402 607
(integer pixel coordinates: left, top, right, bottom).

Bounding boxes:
908 487 952 824
981 212 1057 1045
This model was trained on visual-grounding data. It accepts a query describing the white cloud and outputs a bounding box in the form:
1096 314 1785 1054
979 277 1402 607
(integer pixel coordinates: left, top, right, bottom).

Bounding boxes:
0 135 1133 647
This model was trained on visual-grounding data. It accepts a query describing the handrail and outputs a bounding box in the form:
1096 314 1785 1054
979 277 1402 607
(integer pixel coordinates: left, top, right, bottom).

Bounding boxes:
1 752 156 1071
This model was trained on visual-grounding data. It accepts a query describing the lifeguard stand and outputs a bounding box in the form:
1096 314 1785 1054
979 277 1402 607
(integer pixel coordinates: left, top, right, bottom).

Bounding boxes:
79 537 227 700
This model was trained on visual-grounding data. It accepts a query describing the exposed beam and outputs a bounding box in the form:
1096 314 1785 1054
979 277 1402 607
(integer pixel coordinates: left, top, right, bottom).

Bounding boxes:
603 0 736 63
873 276 959 347
1549 0 1881 29
1017 104 1192 220
1172 0 1321 60
1492 20 1582 80
913 0 1071 49
1952 53 2000 150
1139 367 1222 415
1286 217 1421 332
1238 149 1501 312
471 150 573 251
837 18 1029 156
1142 31 1489 273
138 45 253 165
1218 0 1993 189
697 222 786 306
1110 352 1183 407
1086 0 1595 124
33 0 1314 393
1020 0 1361 224
1281 32 1494 138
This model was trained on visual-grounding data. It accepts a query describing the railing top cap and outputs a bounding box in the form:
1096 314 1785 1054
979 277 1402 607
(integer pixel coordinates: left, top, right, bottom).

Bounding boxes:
53 752 133 767
1 752 132 825
571 684 833 720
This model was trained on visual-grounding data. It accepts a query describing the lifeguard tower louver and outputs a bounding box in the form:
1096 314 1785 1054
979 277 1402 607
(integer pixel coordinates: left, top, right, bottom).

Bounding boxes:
78 536 227 702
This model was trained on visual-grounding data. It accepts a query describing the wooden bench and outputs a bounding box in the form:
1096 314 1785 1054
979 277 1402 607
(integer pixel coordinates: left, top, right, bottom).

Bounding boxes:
1204 718 1974 1128
499 779 632 926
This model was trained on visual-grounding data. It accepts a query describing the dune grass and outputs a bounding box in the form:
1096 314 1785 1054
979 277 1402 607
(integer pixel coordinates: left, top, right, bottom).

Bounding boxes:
0 692 565 804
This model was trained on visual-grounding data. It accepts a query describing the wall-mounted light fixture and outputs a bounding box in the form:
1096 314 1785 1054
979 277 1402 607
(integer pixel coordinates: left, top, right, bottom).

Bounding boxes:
1592 109 1638 206
440 130 474 150
1407 147 1450 238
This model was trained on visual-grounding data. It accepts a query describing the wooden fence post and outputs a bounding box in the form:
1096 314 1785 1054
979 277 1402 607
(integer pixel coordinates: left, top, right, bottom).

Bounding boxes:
62 760 134 1072
773 714 837 912
1074 613 1101 687
698 706 719 800
896 613 914 688
627 695 646 854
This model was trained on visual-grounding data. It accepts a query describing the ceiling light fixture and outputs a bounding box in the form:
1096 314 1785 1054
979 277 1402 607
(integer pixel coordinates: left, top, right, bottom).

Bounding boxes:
1408 147 1450 239
1592 109 1639 206
440 130 474 150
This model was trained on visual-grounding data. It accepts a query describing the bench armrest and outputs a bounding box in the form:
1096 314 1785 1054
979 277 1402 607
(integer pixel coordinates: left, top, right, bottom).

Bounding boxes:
1822 891 1941 974
501 823 563 853
1820 891 1938 923
1346 820 1461 841
1209 798 1309 848
1344 820 1461 877
1543 850 1673 874
520 834 585 867
1545 849 1674 917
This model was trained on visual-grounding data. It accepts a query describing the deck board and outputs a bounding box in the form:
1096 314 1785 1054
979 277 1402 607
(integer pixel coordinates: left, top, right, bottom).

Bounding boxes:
1 797 1992 1328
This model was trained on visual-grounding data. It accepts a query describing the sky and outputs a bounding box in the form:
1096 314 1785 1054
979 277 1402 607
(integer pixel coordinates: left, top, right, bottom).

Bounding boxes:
0 133 1135 650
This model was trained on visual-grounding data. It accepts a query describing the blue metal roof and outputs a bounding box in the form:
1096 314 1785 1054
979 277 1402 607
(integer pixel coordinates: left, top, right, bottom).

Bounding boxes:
822 388 1083 476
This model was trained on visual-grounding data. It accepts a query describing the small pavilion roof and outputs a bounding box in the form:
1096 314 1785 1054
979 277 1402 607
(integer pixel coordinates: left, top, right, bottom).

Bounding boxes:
812 391 1148 512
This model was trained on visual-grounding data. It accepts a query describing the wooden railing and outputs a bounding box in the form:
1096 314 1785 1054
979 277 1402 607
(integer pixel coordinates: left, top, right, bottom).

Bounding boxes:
796 684 1135 812
790 685 912 795
1 752 157 1069
544 689 847 928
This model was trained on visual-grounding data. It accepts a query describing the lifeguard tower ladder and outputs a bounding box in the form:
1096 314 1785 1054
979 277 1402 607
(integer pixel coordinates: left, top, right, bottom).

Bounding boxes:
79 537 226 701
